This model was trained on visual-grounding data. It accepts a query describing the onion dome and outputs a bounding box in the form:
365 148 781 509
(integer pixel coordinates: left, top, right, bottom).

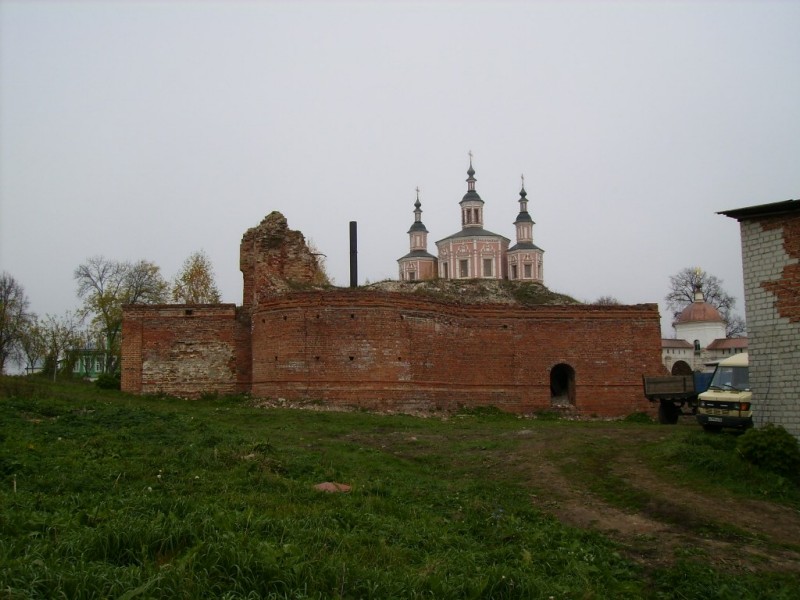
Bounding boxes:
514 178 533 224
674 286 724 324
407 187 429 233
460 155 484 205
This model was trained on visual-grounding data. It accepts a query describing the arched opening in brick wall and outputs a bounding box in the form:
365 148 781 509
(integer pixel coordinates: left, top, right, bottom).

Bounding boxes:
671 360 692 376
550 363 576 406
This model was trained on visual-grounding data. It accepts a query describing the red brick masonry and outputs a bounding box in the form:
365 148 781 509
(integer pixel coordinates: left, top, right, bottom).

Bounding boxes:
122 304 251 398
760 215 800 323
123 290 664 417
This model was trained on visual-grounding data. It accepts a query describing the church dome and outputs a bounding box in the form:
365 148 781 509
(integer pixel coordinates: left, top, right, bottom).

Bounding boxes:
674 300 724 324
461 189 484 204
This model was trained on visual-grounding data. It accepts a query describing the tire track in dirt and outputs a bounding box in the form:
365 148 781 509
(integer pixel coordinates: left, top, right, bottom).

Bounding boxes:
517 427 800 573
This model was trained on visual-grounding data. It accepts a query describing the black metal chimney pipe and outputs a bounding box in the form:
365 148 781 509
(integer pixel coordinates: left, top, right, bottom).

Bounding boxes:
349 221 358 288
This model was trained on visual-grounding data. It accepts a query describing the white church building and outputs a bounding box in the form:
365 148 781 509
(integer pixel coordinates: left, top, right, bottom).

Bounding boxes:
662 285 747 374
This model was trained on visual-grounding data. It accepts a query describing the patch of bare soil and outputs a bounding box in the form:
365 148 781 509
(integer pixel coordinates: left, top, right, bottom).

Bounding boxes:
518 426 800 574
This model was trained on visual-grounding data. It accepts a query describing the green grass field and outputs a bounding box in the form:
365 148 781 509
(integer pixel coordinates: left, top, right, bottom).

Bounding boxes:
1 377 798 599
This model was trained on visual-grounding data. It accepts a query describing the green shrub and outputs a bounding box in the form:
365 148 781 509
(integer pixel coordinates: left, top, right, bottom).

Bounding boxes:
95 372 121 390
736 424 800 478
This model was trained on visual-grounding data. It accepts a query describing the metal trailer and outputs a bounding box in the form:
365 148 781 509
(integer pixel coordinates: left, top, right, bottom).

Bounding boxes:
642 372 713 424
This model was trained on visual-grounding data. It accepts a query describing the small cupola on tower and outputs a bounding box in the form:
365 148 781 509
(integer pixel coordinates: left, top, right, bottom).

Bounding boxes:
513 175 534 244
693 282 705 303
460 153 485 229
408 187 429 251
506 175 544 283
397 187 437 281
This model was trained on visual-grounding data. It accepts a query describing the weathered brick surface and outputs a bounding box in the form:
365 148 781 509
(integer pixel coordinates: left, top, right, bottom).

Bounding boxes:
121 212 665 416
121 304 248 397
738 214 800 438
240 212 328 308
122 293 662 414
250 291 663 416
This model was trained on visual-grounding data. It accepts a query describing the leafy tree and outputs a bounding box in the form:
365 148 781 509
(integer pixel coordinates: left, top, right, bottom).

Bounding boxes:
18 316 46 375
0 272 32 373
665 267 745 337
171 250 222 304
41 311 81 381
75 256 168 372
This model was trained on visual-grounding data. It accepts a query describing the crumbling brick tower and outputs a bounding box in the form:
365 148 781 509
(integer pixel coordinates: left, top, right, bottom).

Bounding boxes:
240 211 329 309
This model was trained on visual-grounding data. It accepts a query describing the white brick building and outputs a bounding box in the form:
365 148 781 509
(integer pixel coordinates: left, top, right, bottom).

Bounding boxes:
720 200 800 440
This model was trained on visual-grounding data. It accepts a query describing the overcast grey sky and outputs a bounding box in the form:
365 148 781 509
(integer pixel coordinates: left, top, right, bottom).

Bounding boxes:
1 0 798 335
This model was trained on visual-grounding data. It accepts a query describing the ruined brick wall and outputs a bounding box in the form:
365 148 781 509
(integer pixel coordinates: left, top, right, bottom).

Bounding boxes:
739 213 800 438
121 304 249 398
122 211 664 416
240 211 328 309
251 290 663 416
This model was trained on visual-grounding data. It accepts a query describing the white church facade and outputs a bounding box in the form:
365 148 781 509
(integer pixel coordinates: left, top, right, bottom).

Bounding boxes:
662 285 747 374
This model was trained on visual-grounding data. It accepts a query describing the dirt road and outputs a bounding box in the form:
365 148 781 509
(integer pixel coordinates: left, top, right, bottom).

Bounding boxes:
517 420 800 574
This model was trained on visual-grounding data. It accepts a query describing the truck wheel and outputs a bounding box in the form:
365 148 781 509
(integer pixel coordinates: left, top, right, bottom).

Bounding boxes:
658 402 679 425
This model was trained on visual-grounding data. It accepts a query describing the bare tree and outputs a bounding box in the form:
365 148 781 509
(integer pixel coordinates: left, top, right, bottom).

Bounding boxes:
307 238 332 285
665 267 745 337
171 250 222 304
725 313 747 338
125 260 171 304
75 256 168 372
41 312 81 381
18 316 46 375
0 272 31 373
594 296 622 305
